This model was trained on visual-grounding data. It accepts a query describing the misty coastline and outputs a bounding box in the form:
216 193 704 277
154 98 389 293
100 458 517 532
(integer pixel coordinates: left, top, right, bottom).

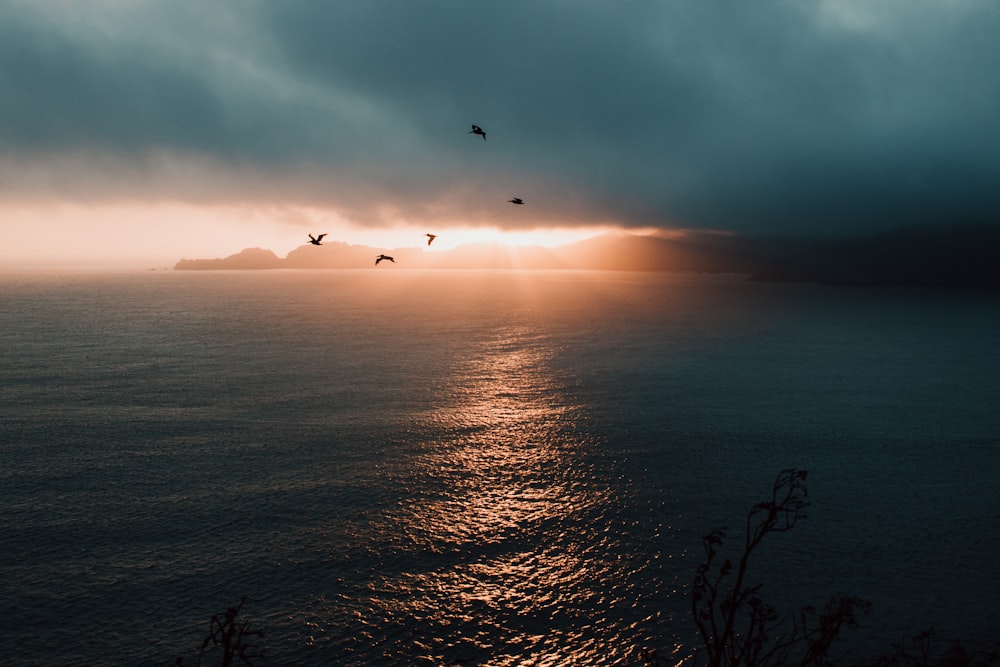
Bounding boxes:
175 225 1000 290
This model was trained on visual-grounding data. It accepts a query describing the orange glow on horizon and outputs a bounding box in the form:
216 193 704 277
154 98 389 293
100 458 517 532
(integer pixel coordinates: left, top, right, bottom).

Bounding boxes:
396 225 616 251
0 201 630 269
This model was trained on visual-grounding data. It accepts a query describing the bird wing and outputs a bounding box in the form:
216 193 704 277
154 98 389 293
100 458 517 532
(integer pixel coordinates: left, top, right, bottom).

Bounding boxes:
317 234 327 241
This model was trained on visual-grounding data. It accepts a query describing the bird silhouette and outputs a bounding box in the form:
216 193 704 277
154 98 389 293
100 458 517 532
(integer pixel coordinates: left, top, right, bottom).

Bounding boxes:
375 254 395 266
425 233 437 246
308 233 327 245
508 197 524 205
468 124 486 141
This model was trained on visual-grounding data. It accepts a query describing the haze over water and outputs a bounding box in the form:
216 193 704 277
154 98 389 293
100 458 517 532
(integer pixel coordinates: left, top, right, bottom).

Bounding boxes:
2 269 998 665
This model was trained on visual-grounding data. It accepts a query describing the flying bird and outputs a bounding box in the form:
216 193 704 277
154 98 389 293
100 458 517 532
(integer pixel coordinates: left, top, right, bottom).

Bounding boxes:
308 233 327 245
375 254 395 266
468 124 486 141
508 197 524 205
425 233 437 246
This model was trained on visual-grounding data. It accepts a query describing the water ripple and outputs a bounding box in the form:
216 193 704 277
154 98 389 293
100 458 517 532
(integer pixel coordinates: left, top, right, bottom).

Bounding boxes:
301 326 674 665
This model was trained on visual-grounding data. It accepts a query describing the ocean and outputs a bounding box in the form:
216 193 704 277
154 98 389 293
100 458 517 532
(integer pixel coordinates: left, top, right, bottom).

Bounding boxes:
1 269 998 666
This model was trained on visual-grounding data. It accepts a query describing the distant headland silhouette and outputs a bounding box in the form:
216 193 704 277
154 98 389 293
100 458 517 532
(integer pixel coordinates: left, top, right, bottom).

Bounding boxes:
174 226 1000 290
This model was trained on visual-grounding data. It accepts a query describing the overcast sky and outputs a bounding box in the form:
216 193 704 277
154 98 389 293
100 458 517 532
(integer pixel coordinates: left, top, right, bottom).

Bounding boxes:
2 0 999 265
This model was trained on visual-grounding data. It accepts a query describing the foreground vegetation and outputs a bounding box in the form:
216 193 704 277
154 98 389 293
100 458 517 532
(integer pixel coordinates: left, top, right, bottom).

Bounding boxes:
182 469 998 666
687 469 869 666
646 468 999 667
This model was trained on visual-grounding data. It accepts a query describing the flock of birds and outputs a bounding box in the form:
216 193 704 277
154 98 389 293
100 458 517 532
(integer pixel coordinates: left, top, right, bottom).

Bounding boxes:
307 124 524 266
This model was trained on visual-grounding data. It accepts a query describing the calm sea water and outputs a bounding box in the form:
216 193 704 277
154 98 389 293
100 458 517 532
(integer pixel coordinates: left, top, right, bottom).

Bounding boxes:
1 269 998 666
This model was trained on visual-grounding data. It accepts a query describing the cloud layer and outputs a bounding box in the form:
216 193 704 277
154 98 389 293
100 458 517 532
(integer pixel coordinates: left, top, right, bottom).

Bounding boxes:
3 0 999 236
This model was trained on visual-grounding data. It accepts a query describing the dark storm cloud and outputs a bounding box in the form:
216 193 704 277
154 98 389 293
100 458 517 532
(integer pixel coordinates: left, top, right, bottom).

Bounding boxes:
2 0 999 235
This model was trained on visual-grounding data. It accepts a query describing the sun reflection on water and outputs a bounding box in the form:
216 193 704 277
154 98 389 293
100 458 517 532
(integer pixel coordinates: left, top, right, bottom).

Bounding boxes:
318 325 678 665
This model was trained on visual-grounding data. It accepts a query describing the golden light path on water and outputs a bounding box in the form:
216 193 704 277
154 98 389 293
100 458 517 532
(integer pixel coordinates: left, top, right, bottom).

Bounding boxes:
314 312 680 666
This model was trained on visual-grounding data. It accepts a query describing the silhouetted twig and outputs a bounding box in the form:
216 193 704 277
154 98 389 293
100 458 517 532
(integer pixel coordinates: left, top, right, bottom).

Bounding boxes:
870 628 1000 667
690 468 870 667
193 596 265 667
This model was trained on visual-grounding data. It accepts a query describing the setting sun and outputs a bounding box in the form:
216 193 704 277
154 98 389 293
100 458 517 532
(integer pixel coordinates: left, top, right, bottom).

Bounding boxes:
401 225 614 250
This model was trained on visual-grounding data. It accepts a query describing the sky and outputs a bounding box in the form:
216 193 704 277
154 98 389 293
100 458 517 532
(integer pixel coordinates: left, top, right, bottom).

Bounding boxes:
2 0 999 267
